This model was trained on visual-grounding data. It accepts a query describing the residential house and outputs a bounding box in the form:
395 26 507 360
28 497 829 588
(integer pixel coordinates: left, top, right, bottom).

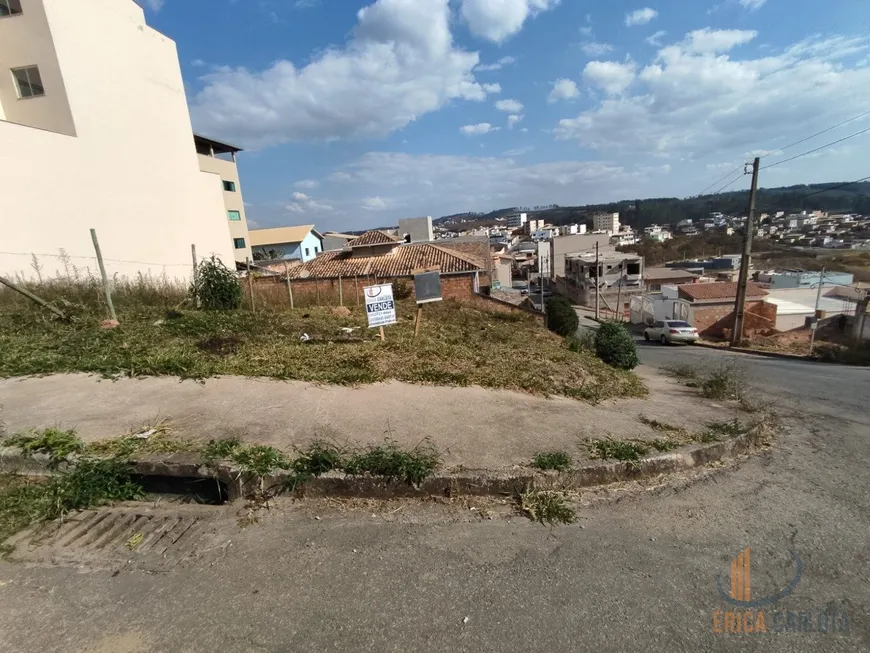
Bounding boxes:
756 270 854 289
547 233 613 279
0 0 235 280
557 249 644 309
321 232 359 252
194 134 252 263
249 225 324 262
644 267 700 292
676 282 775 338
764 286 859 331
264 230 487 301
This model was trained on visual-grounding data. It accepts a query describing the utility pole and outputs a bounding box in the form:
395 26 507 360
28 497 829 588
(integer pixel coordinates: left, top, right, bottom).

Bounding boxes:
539 248 545 314
808 267 826 356
730 157 760 346
594 241 600 321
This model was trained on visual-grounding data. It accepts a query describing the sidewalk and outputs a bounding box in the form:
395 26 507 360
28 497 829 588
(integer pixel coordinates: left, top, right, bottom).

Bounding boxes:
0 369 737 470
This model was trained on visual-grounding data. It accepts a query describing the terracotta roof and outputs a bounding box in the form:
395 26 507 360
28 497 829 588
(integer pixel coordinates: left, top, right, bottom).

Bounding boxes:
349 230 401 247
249 225 320 247
285 243 484 279
645 267 700 281
434 240 489 267
678 281 768 301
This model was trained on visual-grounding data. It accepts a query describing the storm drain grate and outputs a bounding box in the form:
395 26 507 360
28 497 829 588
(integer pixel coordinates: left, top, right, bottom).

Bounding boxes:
9 505 225 570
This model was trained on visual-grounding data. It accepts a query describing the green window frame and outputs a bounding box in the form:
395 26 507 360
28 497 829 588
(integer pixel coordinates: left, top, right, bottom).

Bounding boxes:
223 180 236 192
228 210 241 221
233 238 246 249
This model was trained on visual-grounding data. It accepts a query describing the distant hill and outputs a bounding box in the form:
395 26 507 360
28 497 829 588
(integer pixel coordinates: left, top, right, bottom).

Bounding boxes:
434 182 870 231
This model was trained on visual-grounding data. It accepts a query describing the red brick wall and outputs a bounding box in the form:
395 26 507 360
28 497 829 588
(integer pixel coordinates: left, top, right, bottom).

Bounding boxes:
465 293 545 324
693 300 777 338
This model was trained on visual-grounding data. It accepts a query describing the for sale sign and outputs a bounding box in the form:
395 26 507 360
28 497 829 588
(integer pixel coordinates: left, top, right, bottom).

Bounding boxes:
363 284 397 328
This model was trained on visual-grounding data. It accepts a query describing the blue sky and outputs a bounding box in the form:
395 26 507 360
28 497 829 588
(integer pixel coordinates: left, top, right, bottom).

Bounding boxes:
142 0 870 231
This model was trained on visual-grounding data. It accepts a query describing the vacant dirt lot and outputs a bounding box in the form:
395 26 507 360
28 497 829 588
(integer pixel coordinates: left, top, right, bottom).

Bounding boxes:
1 367 737 469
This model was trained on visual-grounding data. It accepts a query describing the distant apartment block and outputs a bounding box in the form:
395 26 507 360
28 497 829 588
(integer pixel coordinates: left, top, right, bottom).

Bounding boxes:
0 0 235 279
593 213 620 233
506 212 528 229
398 216 434 243
195 134 252 263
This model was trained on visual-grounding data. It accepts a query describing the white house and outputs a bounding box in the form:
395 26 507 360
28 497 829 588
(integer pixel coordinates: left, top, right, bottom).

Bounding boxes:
249 225 324 263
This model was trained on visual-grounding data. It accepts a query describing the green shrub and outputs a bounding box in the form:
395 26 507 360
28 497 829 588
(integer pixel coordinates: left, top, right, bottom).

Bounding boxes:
392 279 413 300
594 321 639 370
192 256 242 310
545 295 579 337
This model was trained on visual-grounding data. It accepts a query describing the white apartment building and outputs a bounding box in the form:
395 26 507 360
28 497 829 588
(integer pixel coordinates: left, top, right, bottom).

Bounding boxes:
593 212 620 233
195 134 252 263
506 212 528 229
0 0 236 280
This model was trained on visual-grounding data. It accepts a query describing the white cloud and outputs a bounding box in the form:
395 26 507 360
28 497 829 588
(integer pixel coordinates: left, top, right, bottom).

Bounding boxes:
581 41 614 57
503 146 534 156
548 78 580 102
520 127 529 132
140 0 165 10
460 122 499 135
475 56 517 72
285 191 333 213
191 58 206 67
583 60 637 95
508 114 524 128
294 0 321 8
361 196 388 210
294 179 320 190
578 25 594 37
495 98 524 113
738 0 766 10
645 30 666 47
459 0 561 43
482 82 502 93
190 0 487 147
625 7 657 27
556 32 870 163
678 28 757 54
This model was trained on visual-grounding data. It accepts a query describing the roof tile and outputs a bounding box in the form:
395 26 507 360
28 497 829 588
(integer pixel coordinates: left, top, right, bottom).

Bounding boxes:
678 281 768 301
349 230 401 247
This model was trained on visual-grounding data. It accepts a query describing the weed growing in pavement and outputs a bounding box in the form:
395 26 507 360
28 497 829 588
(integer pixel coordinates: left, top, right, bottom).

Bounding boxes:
0 459 143 552
292 441 344 477
638 415 688 435
4 428 84 464
86 423 198 459
229 445 292 478
648 439 680 452
664 362 698 381
518 489 576 525
202 436 244 462
586 438 649 462
343 439 441 486
700 419 745 441
531 451 573 472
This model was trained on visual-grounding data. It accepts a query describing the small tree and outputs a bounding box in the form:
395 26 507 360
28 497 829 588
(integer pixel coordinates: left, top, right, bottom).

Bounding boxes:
545 295 579 337
594 321 639 370
193 256 242 310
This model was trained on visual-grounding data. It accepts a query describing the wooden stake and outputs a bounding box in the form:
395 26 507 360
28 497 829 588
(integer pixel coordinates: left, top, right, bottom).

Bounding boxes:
355 275 360 306
284 261 294 309
315 278 320 306
191 244 200 309
0 275 67 320
89 228 117 322
414 305 423 338
246 257 255 312
338 274 344 306
378 326 385 341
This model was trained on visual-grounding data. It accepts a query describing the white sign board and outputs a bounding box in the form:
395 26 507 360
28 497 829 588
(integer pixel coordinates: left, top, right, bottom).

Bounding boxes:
364 284 397 328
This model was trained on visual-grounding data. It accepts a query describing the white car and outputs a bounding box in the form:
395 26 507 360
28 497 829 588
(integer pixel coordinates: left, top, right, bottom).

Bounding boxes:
644 320 699 345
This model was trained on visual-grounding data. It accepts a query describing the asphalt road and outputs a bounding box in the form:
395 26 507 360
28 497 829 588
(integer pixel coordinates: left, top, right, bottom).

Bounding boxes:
1 352 869 652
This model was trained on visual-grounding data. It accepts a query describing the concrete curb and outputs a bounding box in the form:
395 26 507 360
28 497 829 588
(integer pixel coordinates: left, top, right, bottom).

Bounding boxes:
0 424 768 500
694 341 816 362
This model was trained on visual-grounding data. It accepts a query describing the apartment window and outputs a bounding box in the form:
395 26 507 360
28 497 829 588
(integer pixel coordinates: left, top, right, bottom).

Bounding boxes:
305 247 310 257
227 210 241 221
12 66 44 98
0 0 23 17
222 180 236 192
233 238 246 249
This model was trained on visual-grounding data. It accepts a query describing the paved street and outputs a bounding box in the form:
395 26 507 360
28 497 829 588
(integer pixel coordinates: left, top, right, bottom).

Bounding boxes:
1 350 869 652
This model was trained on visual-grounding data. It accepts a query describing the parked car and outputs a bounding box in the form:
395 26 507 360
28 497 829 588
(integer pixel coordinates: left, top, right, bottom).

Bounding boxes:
644 320 699 345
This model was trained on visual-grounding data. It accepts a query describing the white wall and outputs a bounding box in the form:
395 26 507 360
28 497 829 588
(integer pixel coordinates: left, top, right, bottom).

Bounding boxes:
0 0 234 281
198 153 252 263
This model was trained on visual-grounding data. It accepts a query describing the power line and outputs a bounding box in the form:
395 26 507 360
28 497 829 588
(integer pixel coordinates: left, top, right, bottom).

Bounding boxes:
697 165 745 196
762 108 870 158
712 172 748 195
798 175 870 200
760 125 870 171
